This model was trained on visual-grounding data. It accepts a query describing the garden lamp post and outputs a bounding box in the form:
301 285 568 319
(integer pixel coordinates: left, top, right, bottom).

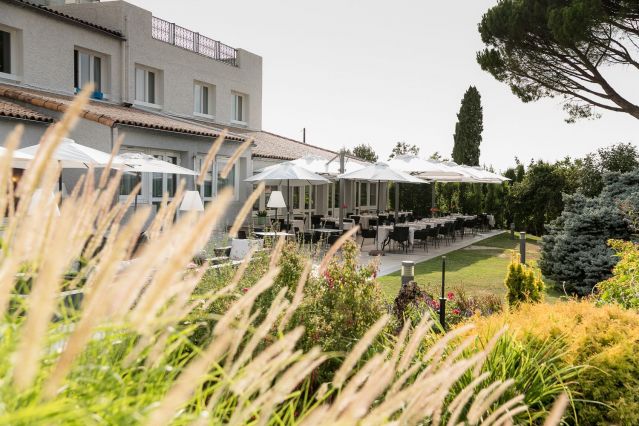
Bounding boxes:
439 256 447 330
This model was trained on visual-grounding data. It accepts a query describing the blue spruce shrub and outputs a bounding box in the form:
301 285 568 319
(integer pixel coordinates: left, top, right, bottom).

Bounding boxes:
540 170 638 296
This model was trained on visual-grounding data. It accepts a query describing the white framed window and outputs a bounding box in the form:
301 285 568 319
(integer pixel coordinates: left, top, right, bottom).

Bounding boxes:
135 66 160 106
359 182 368 207
370 182 377 207
231 92 247 125
118 149 180 207
74 49 105 95
194 155 214 200
216 156 239 200
194 82 215 118
0 25 20 80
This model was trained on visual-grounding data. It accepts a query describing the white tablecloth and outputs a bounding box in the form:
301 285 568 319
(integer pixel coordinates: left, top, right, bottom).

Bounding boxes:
377 225 416 246
359 215 378 230
291 219 305 232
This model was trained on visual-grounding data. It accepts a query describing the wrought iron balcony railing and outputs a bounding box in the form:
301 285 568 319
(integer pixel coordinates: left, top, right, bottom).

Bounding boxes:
151 16 238 67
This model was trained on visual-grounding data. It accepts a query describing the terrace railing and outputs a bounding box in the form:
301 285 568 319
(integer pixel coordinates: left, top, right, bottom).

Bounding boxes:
151 16 238 67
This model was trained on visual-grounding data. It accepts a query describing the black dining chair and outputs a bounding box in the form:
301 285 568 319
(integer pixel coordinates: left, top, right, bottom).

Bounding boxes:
360 228 377 249
389 226 410 252
413 228 429 252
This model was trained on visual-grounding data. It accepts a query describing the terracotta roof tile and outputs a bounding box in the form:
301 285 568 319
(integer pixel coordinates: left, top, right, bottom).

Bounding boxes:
4 0 124 38
0 99 53 123
227 127 367 164
0 85 245 141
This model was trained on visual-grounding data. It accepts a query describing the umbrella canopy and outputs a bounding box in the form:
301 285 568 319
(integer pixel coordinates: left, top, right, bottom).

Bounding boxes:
258 154 365 176
387 155 465 179
18 138 126 169
0 146 34 169
463 166 510 183
337 162 425 183
116 152 197 175
246 162 330 185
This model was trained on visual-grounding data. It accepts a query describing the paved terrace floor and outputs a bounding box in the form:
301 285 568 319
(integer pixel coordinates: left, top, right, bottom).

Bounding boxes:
357 230 505 276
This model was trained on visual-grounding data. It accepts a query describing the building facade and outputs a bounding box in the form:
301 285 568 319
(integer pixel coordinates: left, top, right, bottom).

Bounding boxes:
0 0 380 228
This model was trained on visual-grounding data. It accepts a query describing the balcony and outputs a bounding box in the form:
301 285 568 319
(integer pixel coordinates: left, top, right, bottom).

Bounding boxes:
151 16 238 67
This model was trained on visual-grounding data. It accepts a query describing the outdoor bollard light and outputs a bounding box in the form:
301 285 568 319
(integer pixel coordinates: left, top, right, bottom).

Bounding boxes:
401 261 415 287
439 256 447 331
510 223 515 240
520 232 526 265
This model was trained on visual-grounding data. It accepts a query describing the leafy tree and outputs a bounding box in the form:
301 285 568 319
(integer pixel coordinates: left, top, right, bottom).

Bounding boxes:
508 161 567 235
350 143 378 163
477 0 639 122
452 86 483 166
540 169 639 295
388 142 420 160
579 142 639 196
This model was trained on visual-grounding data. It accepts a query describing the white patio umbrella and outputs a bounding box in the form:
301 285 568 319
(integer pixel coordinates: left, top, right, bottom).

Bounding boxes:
245 163 330 225
463 166 510 183
258 154 366 176
115 152 198 211
18 138 127 169
0 146 34 169
18 138 129 192
338 162 425 252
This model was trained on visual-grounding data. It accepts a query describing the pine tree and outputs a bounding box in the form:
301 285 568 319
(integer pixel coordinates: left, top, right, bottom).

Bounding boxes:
452 86 483 166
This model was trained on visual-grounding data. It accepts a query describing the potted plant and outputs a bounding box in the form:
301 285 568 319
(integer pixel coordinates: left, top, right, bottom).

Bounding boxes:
257 210 268 226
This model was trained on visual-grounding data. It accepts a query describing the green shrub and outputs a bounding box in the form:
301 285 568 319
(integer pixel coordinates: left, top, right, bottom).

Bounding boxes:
504 253 544 307
292 240 386 382
470 301 639 425
597 239 639 310
392 282 502 329
540 169 639 296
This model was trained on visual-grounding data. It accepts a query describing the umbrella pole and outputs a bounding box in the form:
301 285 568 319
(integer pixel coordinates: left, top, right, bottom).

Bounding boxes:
134 172 140 212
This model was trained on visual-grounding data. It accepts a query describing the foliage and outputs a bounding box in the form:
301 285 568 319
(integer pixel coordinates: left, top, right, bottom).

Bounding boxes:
504 253 545 307
477 0 639 121
388 182 434 216
596 239 639 310
350 143 378 162
540 169 639 295
0 95 535 424
452 86 483 166
508 160 568 236
387 141 420 160
470 301 639 425
391 282 502 329
292 240 386 381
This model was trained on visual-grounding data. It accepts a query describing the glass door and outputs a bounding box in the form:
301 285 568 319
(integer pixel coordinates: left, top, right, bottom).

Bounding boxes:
150 152 179 211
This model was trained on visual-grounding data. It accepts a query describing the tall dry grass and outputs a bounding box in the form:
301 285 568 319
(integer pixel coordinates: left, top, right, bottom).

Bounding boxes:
0 88 565 424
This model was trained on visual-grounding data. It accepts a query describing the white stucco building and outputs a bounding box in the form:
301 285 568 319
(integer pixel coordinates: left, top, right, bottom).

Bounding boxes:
0 0 381 226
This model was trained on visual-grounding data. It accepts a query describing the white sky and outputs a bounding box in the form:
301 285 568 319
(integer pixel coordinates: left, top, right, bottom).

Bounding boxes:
128 0 638 170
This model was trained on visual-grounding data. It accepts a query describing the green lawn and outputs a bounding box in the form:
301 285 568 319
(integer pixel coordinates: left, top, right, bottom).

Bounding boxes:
378 232 561 302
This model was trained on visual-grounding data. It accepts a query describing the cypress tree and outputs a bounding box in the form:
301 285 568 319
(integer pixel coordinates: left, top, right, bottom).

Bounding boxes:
452 86 483 166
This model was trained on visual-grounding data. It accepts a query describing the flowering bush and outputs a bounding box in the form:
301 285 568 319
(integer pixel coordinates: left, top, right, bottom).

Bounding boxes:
596 239 639 310
292 240 385 382
392 282 502 328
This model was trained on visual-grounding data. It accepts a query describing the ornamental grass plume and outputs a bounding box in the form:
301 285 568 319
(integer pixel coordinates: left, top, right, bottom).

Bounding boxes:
0 89 566 424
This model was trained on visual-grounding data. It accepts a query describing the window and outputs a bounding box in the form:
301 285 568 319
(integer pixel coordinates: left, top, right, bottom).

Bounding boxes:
194 156 213 199
333 182 340 208
135 67 157 105
360 182 368 206
216 156 237 198
74 49 102 93
0 30 11 75
370 183 377 207
231 92 246 124
194 82 215 117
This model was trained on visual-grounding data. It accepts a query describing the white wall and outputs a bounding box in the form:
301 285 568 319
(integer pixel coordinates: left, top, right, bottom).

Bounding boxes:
53 1 263 130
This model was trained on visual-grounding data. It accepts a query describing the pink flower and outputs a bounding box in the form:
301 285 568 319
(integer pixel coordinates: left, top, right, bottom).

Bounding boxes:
453 308 461 315
447 292 454 300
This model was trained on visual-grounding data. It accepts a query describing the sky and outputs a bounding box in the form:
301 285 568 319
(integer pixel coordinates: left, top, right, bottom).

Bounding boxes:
128 0 638 171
